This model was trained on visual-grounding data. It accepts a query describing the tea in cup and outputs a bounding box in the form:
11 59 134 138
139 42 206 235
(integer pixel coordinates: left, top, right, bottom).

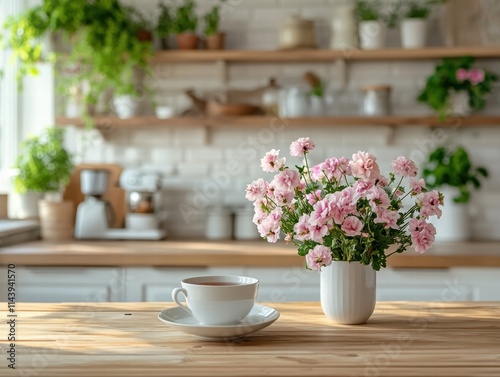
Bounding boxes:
171 275 259 325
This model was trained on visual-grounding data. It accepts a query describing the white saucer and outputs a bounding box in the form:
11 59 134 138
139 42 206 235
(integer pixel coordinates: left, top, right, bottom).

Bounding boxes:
158 304 280 340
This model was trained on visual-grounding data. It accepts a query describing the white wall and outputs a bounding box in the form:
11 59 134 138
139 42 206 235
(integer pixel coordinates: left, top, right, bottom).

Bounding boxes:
63 0 500 239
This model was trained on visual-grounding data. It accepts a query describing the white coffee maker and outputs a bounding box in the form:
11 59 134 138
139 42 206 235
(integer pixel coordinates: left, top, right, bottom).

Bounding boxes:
74 168 166 240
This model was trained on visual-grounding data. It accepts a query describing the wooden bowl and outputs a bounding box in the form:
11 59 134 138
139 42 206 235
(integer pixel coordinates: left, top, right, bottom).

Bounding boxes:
206 101 260 116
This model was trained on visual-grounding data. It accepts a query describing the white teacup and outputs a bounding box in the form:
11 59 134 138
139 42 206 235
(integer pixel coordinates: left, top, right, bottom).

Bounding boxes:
172 275 259 325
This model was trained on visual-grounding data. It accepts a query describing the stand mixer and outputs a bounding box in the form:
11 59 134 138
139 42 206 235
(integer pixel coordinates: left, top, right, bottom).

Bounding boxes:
74 168 166 240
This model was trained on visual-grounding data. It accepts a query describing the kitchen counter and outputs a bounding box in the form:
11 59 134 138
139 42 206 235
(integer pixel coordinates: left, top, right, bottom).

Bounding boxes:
0 240 500 268
3 302 499 376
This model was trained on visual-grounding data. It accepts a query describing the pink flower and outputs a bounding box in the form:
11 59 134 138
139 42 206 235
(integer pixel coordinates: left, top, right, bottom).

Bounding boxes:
290 137 315 156
366 186 391 212
350 151 380 182
354 180 374 198
272 187 295 207
294 214 311 241
374 208 400 230
310 199 333 227
310 164 323 182
456 68 469 82
257 207 282 243
306 189 322 205
376 175 389 187
271 169 300 192
245 178 269 201
260 149 285 173
341 216 363 236
469 69 485 85
308 223 329 243
391 156 418 178
417 190 443 219
409 177 426 195
306 245 333 271
393 189 404 198
409 218 436 254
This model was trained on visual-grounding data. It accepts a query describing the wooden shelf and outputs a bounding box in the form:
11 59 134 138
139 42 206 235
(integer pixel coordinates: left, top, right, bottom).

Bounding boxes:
152 47 500 63
56 115 500 129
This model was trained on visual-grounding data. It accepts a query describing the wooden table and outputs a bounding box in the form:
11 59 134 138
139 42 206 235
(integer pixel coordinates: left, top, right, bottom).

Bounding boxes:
1 302 499 376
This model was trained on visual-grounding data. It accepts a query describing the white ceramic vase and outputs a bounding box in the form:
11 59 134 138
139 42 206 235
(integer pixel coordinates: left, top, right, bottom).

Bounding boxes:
320 261 376 325
9 191 44 219
358 20 387 50
113 95 140 119
448 90 471 116
330 5 359 50
430 187 471 242
400 18 428 49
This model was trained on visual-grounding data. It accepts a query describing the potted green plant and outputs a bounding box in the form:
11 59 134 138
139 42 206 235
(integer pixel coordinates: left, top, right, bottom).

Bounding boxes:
203 1 225 50
14 128 75 240
2 1 153 125
355 0 400 50
173 0 199 50
418 57 498 118
423 145 488 241
156 2 173 49
400 0 445 49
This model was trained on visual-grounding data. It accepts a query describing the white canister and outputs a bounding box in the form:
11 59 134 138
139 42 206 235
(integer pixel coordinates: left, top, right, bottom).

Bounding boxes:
279 86 309 118
358 20 387 50
330 5 359 49
361 85 392 116
113 95 140 119
234 207 260 240
205 207 232 240
401 18 428 49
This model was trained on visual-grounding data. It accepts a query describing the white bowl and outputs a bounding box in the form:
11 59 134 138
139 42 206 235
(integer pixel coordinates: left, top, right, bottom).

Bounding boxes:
155 106 175 119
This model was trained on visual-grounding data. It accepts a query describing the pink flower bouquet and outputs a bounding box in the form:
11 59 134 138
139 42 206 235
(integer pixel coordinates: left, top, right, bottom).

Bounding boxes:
246 138 444 271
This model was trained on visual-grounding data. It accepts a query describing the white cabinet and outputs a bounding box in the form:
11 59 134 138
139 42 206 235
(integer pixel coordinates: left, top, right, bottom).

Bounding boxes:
125 267 246 302
246 267 320 302
5 267 124 303
0 265 498 303
377 268 500 301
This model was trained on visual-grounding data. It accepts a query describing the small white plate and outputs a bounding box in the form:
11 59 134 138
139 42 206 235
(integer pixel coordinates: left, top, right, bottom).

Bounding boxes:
158 304 280 340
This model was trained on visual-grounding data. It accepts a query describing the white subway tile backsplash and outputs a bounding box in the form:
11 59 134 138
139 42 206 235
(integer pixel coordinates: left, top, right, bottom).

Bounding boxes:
176 162 210 177
185 147 224 161
129 128 172 146
151 147 185 163
172 127 207 147
140 162 176 176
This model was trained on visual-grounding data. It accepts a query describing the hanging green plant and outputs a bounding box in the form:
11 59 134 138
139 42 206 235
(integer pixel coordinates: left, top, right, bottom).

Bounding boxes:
1 0 154 126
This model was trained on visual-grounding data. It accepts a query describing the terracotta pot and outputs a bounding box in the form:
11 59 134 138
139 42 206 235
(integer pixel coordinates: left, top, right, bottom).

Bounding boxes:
205 32 225 50
38 200 75 241
176 33 199 50
137 29 153 42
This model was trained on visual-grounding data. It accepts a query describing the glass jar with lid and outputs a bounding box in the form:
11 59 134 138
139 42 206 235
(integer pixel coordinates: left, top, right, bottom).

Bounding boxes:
360 85 392 116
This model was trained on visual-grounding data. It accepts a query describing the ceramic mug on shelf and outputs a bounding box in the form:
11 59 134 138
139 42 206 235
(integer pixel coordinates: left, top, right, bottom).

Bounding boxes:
171 275 259 325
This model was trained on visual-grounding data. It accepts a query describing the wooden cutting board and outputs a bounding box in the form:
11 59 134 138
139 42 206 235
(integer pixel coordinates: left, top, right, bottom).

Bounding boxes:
63 163 125 228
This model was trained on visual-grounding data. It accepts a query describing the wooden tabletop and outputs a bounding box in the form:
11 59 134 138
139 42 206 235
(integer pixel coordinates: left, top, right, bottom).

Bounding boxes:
1 240 500 268
1 302 499 376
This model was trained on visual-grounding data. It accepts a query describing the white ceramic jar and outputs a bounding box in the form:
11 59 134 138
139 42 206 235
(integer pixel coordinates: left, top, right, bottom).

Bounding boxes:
279 86 309 118
361 85 392 116
205 207 232 240
234 207 260 240
330 5 359 49
358 20 387 50
401 18 428 49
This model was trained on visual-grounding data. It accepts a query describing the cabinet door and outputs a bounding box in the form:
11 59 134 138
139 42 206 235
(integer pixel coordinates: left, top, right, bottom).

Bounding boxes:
125 267 246 302
246 267 321 302
11 267 124 303
377 268 475 302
